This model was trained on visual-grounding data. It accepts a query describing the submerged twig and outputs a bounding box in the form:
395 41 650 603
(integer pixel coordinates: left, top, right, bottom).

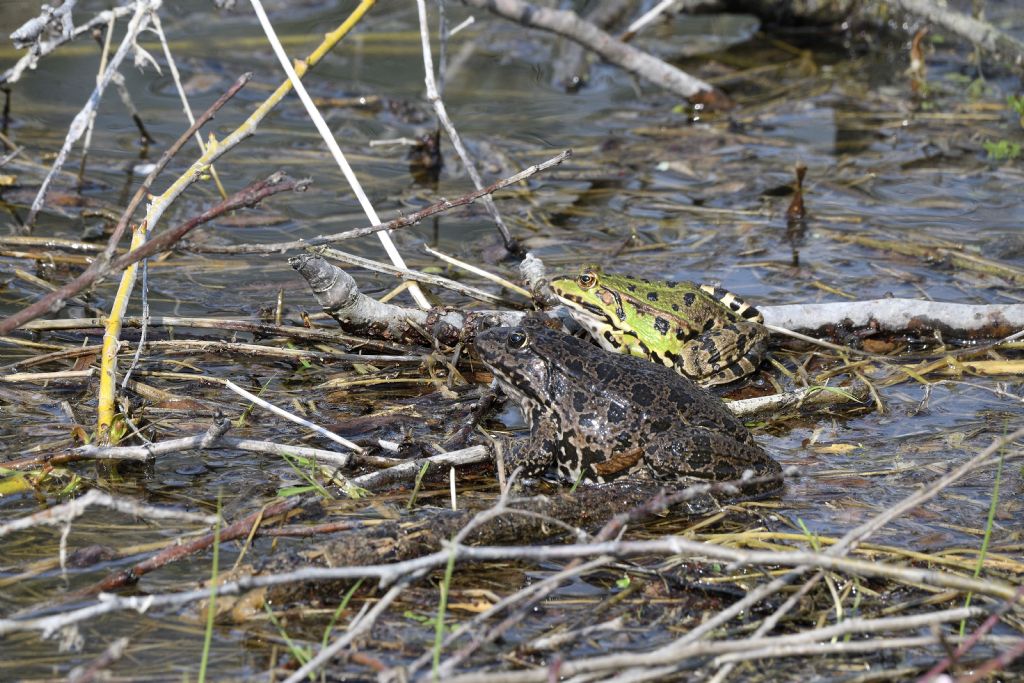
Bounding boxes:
0 489 216 538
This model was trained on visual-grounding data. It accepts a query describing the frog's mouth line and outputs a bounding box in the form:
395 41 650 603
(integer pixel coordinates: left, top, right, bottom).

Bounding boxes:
553 293 611 324
491 370 546 426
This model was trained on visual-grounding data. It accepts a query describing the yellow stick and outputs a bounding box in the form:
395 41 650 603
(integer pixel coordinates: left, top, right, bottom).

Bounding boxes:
96 0 377 438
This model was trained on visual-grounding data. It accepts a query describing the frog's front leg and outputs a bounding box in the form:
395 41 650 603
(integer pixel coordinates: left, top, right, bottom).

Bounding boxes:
504 416 560 479
676 320 768 386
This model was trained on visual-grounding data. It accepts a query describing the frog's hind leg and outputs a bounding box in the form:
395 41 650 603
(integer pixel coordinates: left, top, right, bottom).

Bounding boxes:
642 428 781 489
675 320 768 386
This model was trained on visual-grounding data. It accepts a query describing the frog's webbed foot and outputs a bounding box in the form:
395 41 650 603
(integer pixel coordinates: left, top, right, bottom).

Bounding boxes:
503 440 544 479
676 320 768 386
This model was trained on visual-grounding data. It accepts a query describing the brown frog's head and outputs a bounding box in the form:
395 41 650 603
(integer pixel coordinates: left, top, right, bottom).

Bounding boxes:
473 317 559 407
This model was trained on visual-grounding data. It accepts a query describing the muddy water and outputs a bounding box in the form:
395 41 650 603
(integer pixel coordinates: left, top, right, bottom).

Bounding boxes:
1 0 1023 678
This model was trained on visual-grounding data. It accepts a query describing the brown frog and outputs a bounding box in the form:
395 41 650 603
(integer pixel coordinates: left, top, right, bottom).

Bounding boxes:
475 317 781 490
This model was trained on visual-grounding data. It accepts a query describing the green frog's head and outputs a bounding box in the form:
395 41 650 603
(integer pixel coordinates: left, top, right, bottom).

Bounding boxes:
548 266 618 325
474 317 562 410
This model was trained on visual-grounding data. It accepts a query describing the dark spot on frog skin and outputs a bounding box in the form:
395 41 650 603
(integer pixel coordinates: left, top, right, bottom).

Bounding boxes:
668 386 698 405
684 292 696 306
671 303 680 312
649 416 672 433
647 291 659 302
666 281 678 288
573 391 588 412
626 283 637 293
607 401 628 424
714 461 738 479
654 316 670 334
596 362 619 379
688 449 712 469
631 383 655 405
608 290 627 321
565 357 585 375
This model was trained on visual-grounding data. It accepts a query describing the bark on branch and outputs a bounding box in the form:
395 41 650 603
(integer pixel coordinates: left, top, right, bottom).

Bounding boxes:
762 299 1024 340
460 0 731 107
291 253 521 346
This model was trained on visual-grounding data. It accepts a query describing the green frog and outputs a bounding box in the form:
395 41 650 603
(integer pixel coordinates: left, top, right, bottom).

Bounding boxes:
475 316 781 489
550 267 768 386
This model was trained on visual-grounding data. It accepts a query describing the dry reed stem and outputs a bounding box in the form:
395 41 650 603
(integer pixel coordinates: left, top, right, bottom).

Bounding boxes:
150 11 228 199
19 315 409 350
423 245 533 299
25 0 159 229
281 580 417 683
3 527 1015 640
318 246 522 307
248 0 430 310
223 380 362 454
433 428 1024 682
94 0 381 438
184 149 571 255
415 0 517 254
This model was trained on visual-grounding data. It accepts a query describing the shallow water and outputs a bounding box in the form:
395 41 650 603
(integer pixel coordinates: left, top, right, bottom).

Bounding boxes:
1 0 1023 679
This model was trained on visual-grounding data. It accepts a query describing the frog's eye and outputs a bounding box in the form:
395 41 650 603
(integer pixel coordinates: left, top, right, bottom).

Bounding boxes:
507 330 528 349
577 270 598 289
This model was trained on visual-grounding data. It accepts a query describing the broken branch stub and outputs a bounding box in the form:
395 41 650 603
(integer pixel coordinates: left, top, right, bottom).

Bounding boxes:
290 253 521 347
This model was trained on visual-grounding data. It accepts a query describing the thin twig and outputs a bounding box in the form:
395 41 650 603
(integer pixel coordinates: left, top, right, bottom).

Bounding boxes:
0 72 253 336
0 489 216 538
282 579 419 683
224 380 363 453
150 11 227 197
2 4 137 85
185 149 571 255
25 0 158 229
318 246 522 307
416 0 518 254
461 0 727 106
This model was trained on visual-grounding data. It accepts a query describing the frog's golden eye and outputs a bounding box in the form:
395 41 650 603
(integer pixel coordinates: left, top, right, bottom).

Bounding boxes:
577 270 598 289
507 330 528 349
